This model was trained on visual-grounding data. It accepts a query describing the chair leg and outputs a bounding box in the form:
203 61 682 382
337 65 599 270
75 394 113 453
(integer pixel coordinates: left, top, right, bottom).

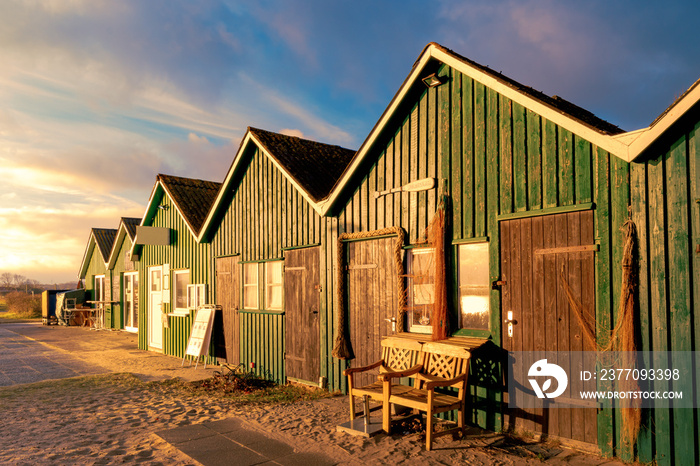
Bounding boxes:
349 394 355 420
426 413 433 451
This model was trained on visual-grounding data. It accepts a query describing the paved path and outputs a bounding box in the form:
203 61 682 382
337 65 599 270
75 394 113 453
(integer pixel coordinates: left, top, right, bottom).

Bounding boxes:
0 324 106 386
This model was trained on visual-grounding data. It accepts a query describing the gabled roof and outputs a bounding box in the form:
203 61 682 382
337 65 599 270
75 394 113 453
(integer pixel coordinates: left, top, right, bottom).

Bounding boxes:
321 42 636 216
106 217 141 270
78 228 117 279
132 174 221 257
198 127 356 241
612 77 700 161
249 128 356 202
157 174 221 235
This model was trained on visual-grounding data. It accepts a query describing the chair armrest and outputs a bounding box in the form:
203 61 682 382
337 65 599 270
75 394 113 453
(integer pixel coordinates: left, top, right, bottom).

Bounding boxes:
379 364 423 382
343 359 384 376
424 372 468 390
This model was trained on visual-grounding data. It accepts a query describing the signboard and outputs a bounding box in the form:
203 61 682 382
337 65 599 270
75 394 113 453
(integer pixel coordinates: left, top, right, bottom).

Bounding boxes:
183 306 216 368
135 226 170 245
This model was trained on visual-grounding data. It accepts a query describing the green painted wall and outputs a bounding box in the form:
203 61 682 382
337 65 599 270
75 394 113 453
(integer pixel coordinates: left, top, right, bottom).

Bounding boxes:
210 144 325 384
106 234 137 330
629 119 700 466
137 190 213 362
84 245 107 301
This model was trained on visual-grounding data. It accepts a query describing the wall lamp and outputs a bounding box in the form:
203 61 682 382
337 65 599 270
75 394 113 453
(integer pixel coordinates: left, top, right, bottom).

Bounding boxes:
158 205 169 210
421 73 444 88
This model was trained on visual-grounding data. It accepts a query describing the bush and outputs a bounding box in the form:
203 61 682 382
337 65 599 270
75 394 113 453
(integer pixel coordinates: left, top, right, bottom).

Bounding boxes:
4 292 41 318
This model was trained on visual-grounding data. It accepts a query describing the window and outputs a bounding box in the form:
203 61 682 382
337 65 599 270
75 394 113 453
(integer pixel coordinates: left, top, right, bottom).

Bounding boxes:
187 284 207 309
173 270 190 312
406 248 434 333
265 261 283 310
94 275 105 304
124 272 139 331
458 242 490 330
242 263 258 309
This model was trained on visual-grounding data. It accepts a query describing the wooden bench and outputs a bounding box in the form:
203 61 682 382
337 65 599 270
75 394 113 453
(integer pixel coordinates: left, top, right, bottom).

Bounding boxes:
380 341 471 451
343 337 423 429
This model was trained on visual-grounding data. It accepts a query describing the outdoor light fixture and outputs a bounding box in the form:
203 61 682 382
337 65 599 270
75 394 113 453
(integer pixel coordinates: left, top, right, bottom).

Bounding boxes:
158 205 169 210
422 73 443 88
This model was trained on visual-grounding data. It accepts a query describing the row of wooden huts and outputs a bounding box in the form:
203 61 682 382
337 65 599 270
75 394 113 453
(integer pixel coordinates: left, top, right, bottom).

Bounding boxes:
77 43 699 465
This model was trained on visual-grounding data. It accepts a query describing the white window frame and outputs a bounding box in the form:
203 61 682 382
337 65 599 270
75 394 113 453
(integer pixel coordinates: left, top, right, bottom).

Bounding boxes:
265 261 283 311
406 248 434 334
457 242 490 331
187 284 207 309
242 263 259 310
123 272 139 332
172 269 191 315
94 275 105 305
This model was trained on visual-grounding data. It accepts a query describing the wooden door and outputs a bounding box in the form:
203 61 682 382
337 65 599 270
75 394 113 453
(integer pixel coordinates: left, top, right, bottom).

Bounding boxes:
215 256 240 364
500 210 597 445
346 237 399 388
284 246 321 384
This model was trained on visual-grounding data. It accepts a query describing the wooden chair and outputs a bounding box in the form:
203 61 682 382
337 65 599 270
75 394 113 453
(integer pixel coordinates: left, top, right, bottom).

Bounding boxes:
381 342 471 451
343 337 424 432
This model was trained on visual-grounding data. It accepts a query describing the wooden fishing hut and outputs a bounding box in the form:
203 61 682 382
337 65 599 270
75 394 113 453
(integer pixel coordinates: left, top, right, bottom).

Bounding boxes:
78 227 117 313
131 174 220 358
318 42 638 454
104 217 141 331
197 127 356 385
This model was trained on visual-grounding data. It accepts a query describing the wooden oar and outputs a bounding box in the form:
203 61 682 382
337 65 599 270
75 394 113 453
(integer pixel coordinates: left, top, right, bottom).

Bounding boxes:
373 177 436 198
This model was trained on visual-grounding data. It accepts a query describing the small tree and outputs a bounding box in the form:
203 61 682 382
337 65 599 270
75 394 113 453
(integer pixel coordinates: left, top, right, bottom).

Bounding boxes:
0 272 12 290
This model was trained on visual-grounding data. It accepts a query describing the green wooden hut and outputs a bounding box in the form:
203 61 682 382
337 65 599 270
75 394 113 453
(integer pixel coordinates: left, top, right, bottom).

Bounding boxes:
104 217 141 331
318 42 642 456
198 127 355 385
78 227 117 313
621 79 700 465
131 174 220 358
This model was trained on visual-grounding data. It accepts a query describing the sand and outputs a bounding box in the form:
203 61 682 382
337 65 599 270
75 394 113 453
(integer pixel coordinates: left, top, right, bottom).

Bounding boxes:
0 372 625 465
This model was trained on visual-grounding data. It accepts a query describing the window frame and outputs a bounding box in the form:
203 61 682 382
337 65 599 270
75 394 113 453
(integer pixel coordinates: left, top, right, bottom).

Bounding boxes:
242 262 259 310
172 269 191 315
123 272 139 332
455 241 491 333
94 275 105 305
405 247 435 334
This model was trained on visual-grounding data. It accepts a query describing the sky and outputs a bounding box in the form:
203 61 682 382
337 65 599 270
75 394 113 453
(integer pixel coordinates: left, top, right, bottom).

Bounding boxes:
1 0 699 284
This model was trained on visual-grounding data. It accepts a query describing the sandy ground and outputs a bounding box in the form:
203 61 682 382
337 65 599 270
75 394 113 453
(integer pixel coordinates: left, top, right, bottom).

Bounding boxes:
0 374 628 466
0 323 627 465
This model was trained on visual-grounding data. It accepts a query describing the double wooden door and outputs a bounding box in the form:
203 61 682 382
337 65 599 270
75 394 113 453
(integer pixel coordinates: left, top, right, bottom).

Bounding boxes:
500 210 597 445
284 246 321 384
345 237 400 388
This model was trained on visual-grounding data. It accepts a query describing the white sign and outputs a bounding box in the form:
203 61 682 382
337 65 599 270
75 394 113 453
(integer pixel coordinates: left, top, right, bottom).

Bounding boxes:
184 306 215 359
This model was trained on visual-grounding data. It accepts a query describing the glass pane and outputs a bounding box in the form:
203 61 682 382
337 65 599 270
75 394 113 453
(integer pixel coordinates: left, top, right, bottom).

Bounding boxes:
459 243 490 330
151 270 161 292
243 285 258 309
175 271 190 309
267 284 282 310
266 261 282 285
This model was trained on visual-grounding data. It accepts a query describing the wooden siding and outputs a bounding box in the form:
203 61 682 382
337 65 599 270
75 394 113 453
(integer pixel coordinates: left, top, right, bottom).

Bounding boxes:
629 121 699 466
210 146 326 385
331 63 631 440
137 191 213 362
106 235 135 329
84 247 107 300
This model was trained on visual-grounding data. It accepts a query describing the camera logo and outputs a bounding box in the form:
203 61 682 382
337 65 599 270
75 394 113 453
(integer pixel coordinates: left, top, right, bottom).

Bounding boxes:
528 359 568 399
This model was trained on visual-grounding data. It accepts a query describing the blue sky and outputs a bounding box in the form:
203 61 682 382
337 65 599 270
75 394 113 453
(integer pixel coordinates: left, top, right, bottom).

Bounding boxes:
1 0 699 283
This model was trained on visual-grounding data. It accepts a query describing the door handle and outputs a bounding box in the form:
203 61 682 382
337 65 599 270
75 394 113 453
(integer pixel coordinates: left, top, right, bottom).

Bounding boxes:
505 311 517 338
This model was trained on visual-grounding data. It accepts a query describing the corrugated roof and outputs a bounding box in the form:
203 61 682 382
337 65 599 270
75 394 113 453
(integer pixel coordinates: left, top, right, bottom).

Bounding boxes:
157 174 222 235
92 228 117 262
121 217 140 240
249 127 357 202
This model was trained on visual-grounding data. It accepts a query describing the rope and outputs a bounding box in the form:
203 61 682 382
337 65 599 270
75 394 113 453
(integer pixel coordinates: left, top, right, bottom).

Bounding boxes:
332 226 406 360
